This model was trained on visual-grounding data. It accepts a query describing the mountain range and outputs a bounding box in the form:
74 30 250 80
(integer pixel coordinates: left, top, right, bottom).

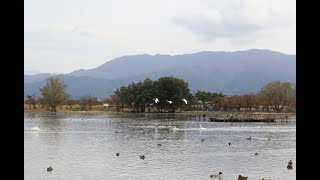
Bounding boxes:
24 49 296 99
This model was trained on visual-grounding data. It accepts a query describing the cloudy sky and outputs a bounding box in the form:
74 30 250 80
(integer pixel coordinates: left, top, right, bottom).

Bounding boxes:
24 0 296 74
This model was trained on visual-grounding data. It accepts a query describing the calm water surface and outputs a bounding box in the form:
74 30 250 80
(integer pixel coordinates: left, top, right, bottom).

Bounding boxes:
24 112 296 180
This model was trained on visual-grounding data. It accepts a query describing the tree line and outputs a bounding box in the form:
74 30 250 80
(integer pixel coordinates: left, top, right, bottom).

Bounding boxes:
25 76 296 113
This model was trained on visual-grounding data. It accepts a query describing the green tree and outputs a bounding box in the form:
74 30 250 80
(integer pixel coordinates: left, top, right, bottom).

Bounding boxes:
142 78 156 112
195 91 225 110
127 82 146 112
39 77 70 112
155 76 192 112
114 86 130 112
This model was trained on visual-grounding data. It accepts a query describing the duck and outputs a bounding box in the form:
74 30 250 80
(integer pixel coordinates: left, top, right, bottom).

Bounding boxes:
201 139 204 142
287 160 293 169
139 155 145 160
116 153 120 156
157 143 162 146
210 172 223 179
238 175 248 180
229 142 231 145
47 166 53 172
255 152 259 155
246 137 251 140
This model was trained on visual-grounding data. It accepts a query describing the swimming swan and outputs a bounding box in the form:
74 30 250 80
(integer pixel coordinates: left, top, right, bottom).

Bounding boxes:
171 126 179 130
30 126 40 131
199 124 206 130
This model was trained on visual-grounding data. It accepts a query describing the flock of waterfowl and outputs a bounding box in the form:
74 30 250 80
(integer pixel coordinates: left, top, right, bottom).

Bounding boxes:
26 112 293 179
209 160 293 180
41 121 294 179
206 135 293 179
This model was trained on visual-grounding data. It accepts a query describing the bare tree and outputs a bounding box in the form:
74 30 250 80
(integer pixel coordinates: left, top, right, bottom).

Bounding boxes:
25 94 37 109
39 77 70 112
257 81 295 112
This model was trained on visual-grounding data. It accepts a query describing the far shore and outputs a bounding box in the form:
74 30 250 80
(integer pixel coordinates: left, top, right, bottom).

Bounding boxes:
24 106 295 122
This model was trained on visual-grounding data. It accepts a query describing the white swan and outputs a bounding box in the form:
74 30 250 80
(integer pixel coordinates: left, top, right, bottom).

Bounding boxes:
199 124 206 130
166 100 173 104
171 126 179 130
30 126 40 131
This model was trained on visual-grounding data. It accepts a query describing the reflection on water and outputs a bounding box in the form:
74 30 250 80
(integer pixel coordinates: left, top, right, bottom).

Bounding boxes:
24 112 296 180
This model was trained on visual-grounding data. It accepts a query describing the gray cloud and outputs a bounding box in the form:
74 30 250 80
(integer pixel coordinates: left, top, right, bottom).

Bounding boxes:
24 26 95 52
173 14 262 41
172 0 295 42
71 26 93 37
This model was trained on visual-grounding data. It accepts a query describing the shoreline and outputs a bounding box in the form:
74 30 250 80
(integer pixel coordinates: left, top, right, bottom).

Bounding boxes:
24 109 295 122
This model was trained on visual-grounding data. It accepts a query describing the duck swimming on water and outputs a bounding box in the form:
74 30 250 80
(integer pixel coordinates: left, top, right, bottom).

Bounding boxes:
287 160 293 169
47 166 53 172
139 155 145 160
210 172 223 179
238 175 248 180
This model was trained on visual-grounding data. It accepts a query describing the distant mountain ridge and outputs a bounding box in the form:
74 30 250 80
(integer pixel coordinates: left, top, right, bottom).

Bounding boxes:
24 49 296 99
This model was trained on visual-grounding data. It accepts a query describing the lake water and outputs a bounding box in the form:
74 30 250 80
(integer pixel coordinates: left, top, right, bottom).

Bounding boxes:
24 112 296 180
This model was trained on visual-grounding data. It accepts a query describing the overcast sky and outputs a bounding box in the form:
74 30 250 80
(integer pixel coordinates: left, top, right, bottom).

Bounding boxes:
24 0 296 74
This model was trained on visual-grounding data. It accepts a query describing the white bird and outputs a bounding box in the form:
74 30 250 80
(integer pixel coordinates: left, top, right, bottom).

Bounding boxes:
210 172 223 179
97 98 101 102
199 124 206 130
166 100 173 104
103 103 110 107
181 99 188 104
30 126 40 131
153 98 160 103
171 126 179 130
